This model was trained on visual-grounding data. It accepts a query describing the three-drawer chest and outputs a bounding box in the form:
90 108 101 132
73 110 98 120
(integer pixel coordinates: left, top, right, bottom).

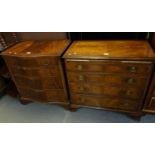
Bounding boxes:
63 40 155 117
1 40 70 106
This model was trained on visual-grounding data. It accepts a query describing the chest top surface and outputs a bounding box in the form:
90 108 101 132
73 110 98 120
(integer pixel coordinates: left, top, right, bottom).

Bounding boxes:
63 40 155 60
1 40 70 57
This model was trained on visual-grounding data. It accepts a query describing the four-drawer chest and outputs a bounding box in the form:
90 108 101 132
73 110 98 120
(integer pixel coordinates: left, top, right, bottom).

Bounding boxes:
1 40 155 119
1 40 70 106
63 40 155 118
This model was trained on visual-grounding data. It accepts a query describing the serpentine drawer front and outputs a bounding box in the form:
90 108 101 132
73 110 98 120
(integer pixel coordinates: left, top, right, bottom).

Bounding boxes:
1 40 70 105
63 40 155 116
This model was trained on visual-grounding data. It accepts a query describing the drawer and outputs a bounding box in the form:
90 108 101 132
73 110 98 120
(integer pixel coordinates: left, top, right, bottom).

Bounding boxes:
71 94 140 111
67 72 147 88
5 56 59 68
65 60 152 75
10 66 59 77
19 87 67 103
69 83 143 100
14 76 63 90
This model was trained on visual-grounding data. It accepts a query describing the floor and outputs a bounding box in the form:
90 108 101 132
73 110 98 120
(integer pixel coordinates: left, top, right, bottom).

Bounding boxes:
0 95 155 123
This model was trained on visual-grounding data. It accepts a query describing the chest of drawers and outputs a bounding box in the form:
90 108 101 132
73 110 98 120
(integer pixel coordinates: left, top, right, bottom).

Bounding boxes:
63 40 155 117
1 40 70 105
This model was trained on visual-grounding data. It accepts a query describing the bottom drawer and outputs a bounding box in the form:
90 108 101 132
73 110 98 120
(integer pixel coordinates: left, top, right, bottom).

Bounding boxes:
19 87 67 103
71 94 140 111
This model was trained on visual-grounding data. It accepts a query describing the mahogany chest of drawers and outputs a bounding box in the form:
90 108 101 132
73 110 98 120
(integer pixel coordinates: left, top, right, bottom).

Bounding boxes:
1 40 70 105
63 40 155 117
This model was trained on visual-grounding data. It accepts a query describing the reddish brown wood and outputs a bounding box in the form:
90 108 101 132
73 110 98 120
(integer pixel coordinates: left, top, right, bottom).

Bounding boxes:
63 40 155 60
1 40 71 105
63 40 155 117
67 72 147 88
65 60 152 74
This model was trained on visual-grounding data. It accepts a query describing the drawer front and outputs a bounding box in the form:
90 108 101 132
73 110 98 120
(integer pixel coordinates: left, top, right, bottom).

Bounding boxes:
10 66 59 77
5 56 59 68
14 76 63 90
70 83 143 100
71 94 139 111
19 87 66 103
65 61 152 75
67 72 147 88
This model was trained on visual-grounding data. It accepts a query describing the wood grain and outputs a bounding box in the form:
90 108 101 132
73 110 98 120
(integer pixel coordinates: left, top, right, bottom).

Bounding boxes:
3 40 70 56
1 40 70 104
63 40 155 60
63 40 155 115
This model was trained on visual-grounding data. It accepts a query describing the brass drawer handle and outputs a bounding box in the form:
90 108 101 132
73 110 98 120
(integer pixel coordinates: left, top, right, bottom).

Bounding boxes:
128 66 137 72
77 64 83 70
127 78 136 84
79 75 84 81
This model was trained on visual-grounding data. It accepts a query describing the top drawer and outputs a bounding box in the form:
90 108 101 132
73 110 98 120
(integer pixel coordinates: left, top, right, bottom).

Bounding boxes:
65 60 152 75
4 56 59 68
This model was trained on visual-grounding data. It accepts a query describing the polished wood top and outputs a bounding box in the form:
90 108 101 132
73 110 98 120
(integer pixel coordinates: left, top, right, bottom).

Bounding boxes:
1 40 70 57
63 40 155 60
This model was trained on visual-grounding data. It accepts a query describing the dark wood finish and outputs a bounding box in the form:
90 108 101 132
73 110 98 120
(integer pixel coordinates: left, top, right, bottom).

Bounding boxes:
63 40 155 60
143 73 155 113
70 94 140 111
65 60 152 74
0 32 19 51
63 40 155 116
69 83 144 100
14 75 63 90
67 72 147 88
1 40 70 105
10 65 59 77
17 32 67 41
19 87 66 103
0 32 19 97
3 40 69 56
5 56 59 67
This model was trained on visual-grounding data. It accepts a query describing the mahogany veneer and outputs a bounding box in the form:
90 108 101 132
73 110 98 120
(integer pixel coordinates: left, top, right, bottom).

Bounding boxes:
1 40 70 105
63 40 155 117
